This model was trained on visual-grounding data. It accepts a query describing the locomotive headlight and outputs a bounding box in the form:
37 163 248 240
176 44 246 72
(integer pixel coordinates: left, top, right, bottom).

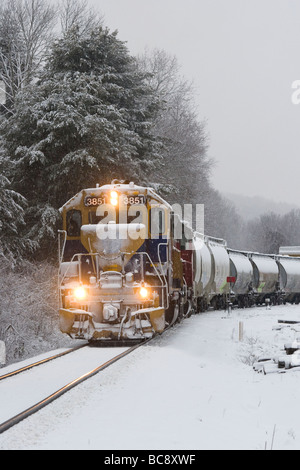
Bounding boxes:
74 286 87 301
110 190 119 206
139 286 149 299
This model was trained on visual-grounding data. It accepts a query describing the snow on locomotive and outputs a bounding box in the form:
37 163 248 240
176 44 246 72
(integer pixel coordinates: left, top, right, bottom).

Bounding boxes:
58 180 300 342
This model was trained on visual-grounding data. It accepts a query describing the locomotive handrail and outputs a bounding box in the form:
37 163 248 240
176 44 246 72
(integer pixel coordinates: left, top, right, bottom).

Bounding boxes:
137 249 169 309
157 242 170 309
59 252 99 295
58 229 67 266
58 229 67 308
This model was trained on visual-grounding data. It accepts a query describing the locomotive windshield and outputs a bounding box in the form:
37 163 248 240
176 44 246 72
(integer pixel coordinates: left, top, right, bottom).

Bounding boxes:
88 210 110 224
66 209 81 237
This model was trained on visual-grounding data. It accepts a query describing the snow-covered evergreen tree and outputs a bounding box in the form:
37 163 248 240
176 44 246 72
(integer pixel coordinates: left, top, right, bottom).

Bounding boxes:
1 25 162 256
0 152 35 264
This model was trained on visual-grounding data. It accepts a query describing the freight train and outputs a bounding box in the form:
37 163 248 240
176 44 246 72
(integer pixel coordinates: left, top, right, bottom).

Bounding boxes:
58 181 300 341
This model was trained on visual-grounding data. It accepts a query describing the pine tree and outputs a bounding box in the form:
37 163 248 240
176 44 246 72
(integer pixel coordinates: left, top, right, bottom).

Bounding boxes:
0 152 35 264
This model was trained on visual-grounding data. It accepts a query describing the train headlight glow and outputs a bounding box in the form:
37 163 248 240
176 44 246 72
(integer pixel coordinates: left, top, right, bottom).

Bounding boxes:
110 191 119 206
139 286 149 299
74 286 86 301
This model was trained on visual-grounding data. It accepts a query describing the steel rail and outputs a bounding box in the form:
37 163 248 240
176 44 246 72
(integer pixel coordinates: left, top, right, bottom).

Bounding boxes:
0 343 88 382
0 339 149 435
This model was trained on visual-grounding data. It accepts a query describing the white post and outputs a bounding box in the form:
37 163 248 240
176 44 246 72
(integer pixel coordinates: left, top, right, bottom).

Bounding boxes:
0 341 6 366
239 321 244 342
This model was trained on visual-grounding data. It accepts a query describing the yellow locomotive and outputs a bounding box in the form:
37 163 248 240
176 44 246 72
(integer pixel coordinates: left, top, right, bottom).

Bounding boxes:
58 180 192 341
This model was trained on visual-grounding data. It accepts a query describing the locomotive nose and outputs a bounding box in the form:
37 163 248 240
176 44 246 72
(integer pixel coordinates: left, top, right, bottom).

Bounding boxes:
81 223 147 271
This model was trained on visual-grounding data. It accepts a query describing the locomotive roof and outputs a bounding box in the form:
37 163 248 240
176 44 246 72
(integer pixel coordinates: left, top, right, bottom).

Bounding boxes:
59 182 172 212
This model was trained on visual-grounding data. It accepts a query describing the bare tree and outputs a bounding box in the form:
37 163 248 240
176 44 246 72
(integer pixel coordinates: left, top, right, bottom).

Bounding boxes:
59 0 103 36
137 49 211 204
138 48 185 98
0 0 57 110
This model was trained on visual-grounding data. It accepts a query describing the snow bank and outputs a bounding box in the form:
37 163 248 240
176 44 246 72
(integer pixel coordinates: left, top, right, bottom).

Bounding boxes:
1 304 300 450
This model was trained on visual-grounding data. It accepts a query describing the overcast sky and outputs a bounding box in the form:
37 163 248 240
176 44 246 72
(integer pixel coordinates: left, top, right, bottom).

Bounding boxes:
89 0 300 205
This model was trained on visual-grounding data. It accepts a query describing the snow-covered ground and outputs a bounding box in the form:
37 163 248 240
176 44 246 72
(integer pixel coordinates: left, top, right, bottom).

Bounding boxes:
1 304 300 450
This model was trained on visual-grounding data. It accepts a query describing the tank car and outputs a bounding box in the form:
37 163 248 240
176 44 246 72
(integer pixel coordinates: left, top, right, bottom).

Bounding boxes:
248 253 279 304
58 181 191 341
192 234 232 311
228 250 254 307
193 232 212 312
276 255 300 303
206 237 230 309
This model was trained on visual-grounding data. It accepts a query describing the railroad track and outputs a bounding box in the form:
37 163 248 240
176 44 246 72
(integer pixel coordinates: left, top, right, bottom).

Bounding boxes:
0 339 150 435
0 343 88 382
